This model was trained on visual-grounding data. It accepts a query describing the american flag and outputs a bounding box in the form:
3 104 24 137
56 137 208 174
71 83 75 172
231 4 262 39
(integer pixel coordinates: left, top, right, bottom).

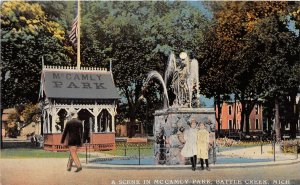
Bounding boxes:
69 16 78 46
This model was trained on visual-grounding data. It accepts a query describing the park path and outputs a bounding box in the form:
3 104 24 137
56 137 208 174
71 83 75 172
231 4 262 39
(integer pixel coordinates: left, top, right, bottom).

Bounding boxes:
1 158 300 185
217 144 298 161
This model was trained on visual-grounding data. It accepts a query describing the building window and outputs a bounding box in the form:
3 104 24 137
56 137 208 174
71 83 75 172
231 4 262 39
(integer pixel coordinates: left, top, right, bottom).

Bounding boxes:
229 120 233 130
229 105 232 115
255 105 259 115
285 123 290 131
255 119 259 129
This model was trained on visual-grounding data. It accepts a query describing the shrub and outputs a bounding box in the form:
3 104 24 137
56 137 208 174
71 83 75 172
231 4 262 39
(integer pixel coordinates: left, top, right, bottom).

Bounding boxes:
280 140 300 153
216 137 238 147
216 138 272 147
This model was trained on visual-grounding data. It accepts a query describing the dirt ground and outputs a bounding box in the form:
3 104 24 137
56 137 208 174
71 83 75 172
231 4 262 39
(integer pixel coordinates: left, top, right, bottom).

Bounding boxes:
1 158 300 185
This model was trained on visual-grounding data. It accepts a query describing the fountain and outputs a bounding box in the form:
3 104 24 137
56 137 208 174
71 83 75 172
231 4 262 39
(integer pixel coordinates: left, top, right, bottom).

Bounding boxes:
144 52 216 165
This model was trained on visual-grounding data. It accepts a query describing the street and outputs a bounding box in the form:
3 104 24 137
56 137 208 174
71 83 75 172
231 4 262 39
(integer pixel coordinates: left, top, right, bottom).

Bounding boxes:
1 158 299 185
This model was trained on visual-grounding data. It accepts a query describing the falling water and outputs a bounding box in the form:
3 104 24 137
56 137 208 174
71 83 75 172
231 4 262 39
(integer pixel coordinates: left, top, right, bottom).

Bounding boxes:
143 71 169 108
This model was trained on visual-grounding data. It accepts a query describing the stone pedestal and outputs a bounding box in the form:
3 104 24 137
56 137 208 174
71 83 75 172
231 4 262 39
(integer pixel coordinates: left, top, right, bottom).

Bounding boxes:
154 108 216 165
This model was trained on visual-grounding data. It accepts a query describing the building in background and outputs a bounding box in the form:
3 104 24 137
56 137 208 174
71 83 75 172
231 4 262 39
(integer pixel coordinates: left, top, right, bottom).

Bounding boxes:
215 100 264 138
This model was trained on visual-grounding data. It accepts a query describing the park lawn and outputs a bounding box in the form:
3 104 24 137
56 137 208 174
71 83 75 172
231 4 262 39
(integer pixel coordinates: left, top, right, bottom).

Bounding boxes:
232 141 272 147
0 148 86 158
101 146 154 157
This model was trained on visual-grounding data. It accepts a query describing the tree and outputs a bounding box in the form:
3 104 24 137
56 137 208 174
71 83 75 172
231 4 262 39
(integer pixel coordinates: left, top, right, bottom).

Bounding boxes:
78 1 209 132
21 103 41 125
248 16 299 139
197 25 234 136
37 1 78 64
202 2 299 138
1 2 71 109
1 2 72 147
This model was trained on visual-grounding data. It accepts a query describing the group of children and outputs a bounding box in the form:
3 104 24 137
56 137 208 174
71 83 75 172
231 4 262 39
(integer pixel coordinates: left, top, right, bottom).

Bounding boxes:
181 118 211 171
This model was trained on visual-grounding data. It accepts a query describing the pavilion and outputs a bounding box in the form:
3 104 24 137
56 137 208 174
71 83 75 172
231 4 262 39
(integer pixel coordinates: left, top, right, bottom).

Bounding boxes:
40 65 119 151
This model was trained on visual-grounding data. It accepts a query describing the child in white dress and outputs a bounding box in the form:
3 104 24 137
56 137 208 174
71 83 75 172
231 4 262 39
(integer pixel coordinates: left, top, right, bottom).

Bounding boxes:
181 118 198 171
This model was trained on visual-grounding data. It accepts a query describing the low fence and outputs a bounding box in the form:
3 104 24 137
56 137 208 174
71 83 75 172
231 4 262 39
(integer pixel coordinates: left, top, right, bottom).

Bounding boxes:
83 139 300 165
86 141 218 165
87 142 154 165
216 139 300 162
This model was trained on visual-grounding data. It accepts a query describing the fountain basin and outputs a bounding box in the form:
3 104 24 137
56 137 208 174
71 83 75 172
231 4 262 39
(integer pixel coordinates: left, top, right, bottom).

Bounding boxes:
90 156 272 165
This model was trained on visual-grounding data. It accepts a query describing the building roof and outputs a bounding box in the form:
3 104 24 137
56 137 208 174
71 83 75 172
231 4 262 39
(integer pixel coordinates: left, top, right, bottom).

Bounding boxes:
41 66 120 99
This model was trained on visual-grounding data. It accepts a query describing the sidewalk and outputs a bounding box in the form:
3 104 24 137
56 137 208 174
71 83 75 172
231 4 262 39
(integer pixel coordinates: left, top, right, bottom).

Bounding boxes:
83 158 300 170
1 158 300 185
217 144 298 161
1 145 300 185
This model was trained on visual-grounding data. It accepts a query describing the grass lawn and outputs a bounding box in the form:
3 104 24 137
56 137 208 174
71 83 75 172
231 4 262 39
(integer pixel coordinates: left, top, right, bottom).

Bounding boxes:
0 148 86 158
101 144 154 157
101 148 154 157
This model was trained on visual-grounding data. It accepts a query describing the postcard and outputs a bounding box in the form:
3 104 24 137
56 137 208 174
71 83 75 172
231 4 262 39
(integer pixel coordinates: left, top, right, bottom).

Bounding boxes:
1 1 299 185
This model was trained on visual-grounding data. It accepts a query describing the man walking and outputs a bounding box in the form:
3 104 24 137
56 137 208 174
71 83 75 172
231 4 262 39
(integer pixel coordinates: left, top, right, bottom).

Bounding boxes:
61 110 83 172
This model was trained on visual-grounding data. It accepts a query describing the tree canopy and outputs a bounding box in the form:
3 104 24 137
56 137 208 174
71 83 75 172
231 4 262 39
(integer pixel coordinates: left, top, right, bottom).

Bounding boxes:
1 1 71 108
200 1 299 137
79 1 209 126
1 1 299 138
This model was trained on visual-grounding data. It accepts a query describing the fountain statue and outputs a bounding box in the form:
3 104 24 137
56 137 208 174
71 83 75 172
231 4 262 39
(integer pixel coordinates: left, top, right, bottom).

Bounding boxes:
144 52 199 109
143 52 216 165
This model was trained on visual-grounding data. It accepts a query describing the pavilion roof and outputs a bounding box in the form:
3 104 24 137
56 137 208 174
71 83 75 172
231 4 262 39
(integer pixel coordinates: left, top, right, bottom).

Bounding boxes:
41 66 120 100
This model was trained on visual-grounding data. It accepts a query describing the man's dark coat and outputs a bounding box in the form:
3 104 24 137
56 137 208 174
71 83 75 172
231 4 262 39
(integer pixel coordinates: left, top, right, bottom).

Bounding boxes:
61 118 83 146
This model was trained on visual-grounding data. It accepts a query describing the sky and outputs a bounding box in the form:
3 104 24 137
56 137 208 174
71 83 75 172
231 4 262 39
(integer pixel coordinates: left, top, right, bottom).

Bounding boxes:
188 1 213 20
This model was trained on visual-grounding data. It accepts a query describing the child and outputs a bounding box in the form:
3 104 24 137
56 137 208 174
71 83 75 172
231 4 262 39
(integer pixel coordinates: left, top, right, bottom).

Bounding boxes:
197 122 210 171
181 118 198 171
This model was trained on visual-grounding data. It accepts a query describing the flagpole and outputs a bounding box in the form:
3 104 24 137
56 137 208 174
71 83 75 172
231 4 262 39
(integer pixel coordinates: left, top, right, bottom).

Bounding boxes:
77 0 81 69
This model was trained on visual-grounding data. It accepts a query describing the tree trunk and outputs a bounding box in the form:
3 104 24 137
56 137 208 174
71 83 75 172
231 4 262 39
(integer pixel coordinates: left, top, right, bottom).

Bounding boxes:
290 95 297 139
245 112 250 135
129 116 136 138
245 101 256 135
297 98 300 136
242 98 256 135
265 99 274 132
214 94 222 137
0 108 3 149
275 97 281 141
123 87 136 138
145 104 148 136
267 114 272 132
240 102 245 133
233 95 237 130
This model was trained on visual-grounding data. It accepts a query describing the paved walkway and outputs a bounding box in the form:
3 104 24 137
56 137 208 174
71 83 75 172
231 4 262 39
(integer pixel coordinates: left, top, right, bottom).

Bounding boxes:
217 144 298 161
1 144 299 185
1 158 300 185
